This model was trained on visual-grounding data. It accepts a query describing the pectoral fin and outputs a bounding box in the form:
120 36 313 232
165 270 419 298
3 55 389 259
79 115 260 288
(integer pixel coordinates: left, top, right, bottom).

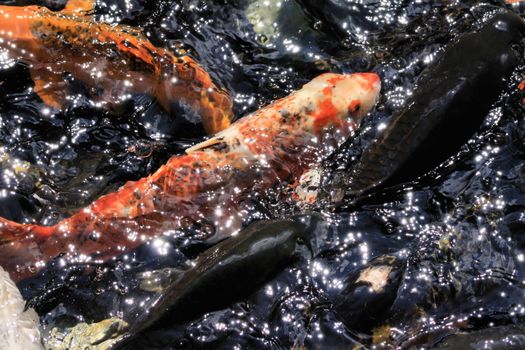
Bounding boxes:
62 0 95 15
30 68 66 109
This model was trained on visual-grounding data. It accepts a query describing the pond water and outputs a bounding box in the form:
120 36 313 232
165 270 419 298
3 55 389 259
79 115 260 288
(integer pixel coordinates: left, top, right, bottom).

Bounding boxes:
1 0 525 349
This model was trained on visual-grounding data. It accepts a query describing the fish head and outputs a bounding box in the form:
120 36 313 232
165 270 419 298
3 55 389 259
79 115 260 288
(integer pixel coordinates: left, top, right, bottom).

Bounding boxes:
303 72 381 138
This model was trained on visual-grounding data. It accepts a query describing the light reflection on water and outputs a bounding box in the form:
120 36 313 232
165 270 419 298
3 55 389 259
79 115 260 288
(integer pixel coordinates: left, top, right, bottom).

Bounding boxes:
0 0 521 349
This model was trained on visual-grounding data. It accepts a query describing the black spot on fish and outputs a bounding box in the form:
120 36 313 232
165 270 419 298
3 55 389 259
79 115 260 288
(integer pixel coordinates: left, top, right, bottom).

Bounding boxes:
208 141 230 153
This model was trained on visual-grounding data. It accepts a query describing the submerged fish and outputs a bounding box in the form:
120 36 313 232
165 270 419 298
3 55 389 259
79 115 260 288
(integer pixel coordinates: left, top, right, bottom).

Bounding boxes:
335 12 525 197
121 219 306 344
333 255 403 333
0 72 381 281
0 0 232 134
40 220 306 349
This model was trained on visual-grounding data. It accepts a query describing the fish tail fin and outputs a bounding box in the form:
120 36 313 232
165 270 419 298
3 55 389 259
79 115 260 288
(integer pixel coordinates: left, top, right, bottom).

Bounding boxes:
0 217 51 244
0 218 54 282
200 89 233 135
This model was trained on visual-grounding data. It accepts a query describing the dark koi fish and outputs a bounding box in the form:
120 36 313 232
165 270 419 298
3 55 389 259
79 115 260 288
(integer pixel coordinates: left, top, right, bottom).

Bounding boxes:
0 0 232 134
123 219 305 342
0 72 381 281
342 12 525 196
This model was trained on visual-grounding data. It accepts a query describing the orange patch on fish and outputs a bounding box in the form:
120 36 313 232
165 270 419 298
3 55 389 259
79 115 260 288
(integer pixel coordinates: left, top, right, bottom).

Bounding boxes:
327 75 346 85
358 72 381 92
312 87 341 133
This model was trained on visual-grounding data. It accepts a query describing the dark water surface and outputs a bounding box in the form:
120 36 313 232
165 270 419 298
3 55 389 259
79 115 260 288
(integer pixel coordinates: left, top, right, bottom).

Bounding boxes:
2 0 525 349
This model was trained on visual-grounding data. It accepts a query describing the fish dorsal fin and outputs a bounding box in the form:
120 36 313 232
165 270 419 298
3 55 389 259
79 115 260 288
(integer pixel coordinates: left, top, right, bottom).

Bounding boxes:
186 136 225 154
61 0 95 15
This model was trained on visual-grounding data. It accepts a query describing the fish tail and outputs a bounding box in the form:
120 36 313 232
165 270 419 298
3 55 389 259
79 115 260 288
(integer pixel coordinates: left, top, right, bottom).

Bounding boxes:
0 218 56 282
0 212 134 281
99 28 233 135
0 217 52 245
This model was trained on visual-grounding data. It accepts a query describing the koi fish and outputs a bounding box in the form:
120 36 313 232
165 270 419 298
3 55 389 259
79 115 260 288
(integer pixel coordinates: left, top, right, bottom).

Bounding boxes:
125 220 305 341
0 0 232 134
0 72 381 282
331 12 525 198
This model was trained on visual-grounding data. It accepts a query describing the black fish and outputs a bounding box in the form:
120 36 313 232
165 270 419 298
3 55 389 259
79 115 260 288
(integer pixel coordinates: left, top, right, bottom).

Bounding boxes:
333 255 403 332
346 12 525 196
115 219 305 347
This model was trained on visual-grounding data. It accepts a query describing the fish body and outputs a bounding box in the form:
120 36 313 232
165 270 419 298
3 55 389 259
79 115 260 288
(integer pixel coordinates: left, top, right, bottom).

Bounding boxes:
0 0 232 134
126 220 305 339
333 255 403 332
0 72 381 281
343 12 525 196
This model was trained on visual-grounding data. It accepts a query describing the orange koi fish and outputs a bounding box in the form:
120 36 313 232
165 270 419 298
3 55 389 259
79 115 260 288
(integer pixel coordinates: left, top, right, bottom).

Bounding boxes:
0 72 381 281
0 0 232 134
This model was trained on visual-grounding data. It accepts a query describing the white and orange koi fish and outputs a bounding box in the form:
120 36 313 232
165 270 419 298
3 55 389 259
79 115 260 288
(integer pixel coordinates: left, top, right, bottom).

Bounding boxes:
0 72 381 281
